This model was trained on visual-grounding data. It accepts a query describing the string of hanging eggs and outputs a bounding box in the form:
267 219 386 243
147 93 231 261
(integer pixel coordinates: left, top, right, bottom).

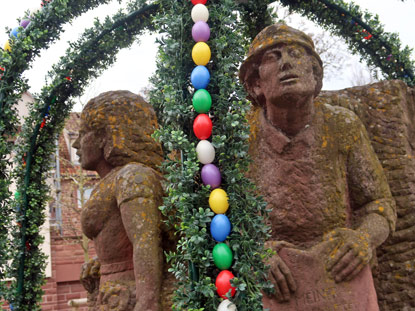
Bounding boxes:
190 1 237 310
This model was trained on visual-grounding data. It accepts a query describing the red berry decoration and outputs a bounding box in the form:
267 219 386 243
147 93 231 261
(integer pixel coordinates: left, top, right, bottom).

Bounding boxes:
193 113 212 140
191 0 207 4
215 270 236 299
41 0 51 7
364 33 372 40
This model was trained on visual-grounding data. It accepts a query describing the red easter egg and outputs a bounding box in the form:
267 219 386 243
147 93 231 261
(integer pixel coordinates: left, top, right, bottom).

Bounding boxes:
193 114 212 140
215 270 236 299
191 0 207 4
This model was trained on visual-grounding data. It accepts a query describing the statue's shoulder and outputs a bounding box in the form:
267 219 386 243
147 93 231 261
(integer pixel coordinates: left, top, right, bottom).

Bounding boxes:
317 103 369 152
320 103 359 124
319 103 364 134
117 162 157 177
114 163 163 204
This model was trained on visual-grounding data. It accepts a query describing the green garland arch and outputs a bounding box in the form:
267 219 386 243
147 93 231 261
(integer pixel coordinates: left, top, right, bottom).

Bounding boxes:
274 0 414 85
0 0 413 309
0 1 116 298
1 1 156 308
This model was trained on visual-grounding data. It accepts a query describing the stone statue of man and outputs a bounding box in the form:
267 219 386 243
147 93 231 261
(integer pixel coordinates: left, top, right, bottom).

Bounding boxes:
239 24 396 310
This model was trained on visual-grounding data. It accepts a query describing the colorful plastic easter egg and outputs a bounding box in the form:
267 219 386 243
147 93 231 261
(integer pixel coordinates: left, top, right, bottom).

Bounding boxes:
196 140 215 164
10 27 19 38
202 164 221 189
210 214 231 242
209 188 228 213
192 21 210 42
193 114 212 140
191 66 210 89
191 4 209 23
20 20 31 29
217 300 237 311
216 270 236 299
193 89 212 113
191 0 207 4
4 41 11 52
192 42 211 66
213 243 233 270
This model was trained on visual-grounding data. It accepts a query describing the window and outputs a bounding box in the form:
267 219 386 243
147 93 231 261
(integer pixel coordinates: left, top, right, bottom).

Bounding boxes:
70 144 80 165
63 129 80 164
77 187 93 208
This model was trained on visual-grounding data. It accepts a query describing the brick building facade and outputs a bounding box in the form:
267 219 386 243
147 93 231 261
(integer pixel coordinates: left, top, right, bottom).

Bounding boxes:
41 112 98 310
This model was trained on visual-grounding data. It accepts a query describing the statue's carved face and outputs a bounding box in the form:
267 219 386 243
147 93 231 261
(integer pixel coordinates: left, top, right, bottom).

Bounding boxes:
255 43 317 107
72 122 105 171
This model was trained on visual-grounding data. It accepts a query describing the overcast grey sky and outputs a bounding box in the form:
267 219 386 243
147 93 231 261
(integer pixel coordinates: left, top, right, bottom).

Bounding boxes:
1 0 414 111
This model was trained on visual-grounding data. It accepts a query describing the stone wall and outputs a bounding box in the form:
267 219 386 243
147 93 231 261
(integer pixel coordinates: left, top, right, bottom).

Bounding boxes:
317 80 415 310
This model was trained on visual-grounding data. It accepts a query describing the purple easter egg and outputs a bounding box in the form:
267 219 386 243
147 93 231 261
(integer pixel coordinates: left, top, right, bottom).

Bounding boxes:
201 164 221 189
192 21 210 42
20 20 31 29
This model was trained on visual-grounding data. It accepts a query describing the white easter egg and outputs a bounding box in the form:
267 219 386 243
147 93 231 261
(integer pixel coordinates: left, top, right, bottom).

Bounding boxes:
217 300 237 311
191 4 209 23
196 140 215 164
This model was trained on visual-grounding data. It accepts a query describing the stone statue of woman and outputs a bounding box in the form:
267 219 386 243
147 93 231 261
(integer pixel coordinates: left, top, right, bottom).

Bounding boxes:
73 90 172 311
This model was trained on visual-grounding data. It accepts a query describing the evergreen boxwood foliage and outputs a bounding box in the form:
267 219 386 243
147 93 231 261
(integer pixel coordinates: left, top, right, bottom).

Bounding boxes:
0 0 115 306
0 0 114 292
0 1 155 309
275 0 415 85
150 0 271 310
0 0 413 309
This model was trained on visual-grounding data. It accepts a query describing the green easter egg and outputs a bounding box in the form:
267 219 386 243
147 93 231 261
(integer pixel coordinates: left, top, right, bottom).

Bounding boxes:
213 243 233 270
193 89 212 113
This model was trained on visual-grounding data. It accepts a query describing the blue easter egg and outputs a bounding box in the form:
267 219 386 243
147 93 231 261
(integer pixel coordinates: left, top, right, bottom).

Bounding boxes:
210 214 231 242
10 27 19 38
191 65 210 89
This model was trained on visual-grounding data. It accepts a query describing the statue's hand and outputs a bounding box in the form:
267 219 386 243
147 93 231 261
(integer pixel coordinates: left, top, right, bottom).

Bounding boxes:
80 257 101 294
324 228 372 283
266 252 297 302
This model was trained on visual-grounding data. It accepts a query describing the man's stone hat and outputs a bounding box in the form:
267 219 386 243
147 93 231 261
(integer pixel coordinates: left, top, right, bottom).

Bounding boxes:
239 23 323 83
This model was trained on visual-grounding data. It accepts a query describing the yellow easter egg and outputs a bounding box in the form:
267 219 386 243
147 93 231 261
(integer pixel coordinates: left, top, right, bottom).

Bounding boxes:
4 41 11 52
209 188 229 214
192 42 211 66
